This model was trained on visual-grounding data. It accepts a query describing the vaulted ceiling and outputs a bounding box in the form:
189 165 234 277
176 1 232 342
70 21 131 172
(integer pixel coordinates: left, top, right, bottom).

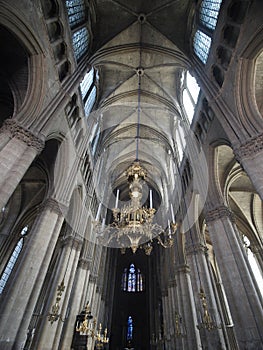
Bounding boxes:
88 0 195 204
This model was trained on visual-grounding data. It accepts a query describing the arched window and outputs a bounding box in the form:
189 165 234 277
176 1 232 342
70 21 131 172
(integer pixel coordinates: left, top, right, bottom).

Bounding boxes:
199 0 222 30
0 225 29 294
243 235 263 298
193 0 222 64
121 263 144 292
193 30 211 64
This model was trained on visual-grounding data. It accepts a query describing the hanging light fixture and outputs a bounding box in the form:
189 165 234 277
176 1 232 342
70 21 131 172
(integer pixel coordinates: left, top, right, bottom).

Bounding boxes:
75 303 109 347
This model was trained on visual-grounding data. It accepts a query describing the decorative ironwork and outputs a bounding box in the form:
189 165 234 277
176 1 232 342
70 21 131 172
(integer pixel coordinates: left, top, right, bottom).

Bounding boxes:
197 286 220 331
48 279 65 324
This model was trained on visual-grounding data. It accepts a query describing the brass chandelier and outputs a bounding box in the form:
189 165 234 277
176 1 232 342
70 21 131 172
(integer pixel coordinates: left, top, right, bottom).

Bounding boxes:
94 161 177 255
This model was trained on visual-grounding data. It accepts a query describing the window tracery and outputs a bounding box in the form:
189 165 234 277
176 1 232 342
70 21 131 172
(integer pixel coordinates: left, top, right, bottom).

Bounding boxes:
193 0 222 64
66 0 86 28
199 0 222 30
121 263 144 292
72 27 89 61
193 30 212 64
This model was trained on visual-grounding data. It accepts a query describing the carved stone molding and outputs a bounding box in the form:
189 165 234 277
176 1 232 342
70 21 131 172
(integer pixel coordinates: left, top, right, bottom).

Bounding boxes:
234 134 263 162
185 242 208 255
40 197 68 216
175 264 190 274
2 119 45 153
78 258 91 270
89 274 98 283
61 234 83 250
206 205 235 223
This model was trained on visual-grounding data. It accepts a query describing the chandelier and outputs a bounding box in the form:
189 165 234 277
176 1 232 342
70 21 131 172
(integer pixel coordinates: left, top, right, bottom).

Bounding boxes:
75 303 109 348
94 161 177 254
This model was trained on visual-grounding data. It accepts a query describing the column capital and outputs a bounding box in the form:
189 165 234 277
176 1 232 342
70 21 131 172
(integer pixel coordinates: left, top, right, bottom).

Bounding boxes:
40 197 68 216
2 119 45 153
61 234 83 250
233 134 263 162
89 274 98 283
205 205 235 223
185 242 208 255
78 258 92 270
175 264 190 274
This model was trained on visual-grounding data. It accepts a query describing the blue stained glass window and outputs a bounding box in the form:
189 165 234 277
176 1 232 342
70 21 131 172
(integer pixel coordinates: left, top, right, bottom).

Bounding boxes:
122 263 144 292
199 0 222 30
193 30 212 64
127 316 133 341
72 27 89 61
80 68 94 98
128 264 136 292
66 0 86 28
84 85 97 116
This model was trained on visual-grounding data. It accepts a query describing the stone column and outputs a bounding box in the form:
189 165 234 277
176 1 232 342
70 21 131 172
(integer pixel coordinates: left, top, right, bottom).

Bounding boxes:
0 120 44 209
37 232 83 350
59 257 91 349
175 264 202 350
0 198 64 350
234 134 263 200
206 205 263 349
185 225 227 349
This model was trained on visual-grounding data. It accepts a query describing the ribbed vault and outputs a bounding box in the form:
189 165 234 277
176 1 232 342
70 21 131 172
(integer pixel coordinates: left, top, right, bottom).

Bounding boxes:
88 0 194 202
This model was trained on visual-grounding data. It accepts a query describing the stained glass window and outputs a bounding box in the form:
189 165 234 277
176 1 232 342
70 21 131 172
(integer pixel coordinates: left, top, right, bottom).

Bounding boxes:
66 0 86 28
72 27 89 61
121 263 144 292
193 30 212 64
0 226 29 294
127 316 133 341
199 0 222 30
80 68 94 98
84 85 97 116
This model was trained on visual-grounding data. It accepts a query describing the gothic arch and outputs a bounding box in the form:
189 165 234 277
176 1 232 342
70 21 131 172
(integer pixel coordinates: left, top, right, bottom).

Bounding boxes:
235 27 263 135
0 3 46 125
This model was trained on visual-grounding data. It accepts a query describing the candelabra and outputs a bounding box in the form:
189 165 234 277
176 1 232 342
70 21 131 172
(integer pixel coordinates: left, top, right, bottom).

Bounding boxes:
75 303 109 347
197 287 220 331
48 279 65 324
95 323 109 349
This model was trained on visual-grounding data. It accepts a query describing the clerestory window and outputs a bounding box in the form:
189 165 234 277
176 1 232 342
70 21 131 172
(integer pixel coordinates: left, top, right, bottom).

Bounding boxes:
193 30 212 64
66 0 86 29
199 0 222 30
193 0 222 64
80 67 98 117
65 0 90 61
